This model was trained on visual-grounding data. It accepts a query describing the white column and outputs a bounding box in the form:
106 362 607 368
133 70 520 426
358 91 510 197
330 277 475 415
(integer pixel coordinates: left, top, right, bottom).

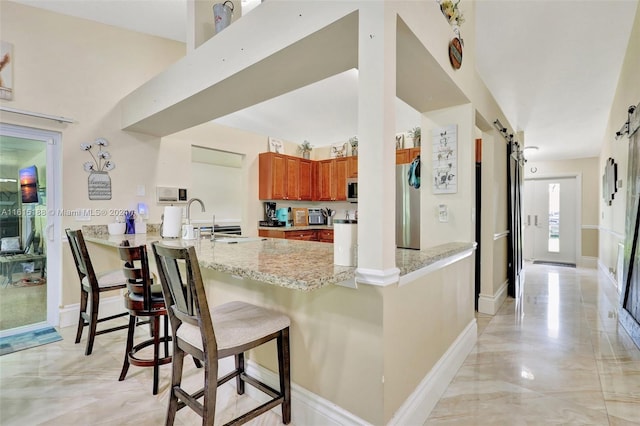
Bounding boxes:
355 2 399 285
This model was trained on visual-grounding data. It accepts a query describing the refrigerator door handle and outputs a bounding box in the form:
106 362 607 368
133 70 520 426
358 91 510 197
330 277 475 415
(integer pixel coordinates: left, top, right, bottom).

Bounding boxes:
527 215 531 226
534 215 538 226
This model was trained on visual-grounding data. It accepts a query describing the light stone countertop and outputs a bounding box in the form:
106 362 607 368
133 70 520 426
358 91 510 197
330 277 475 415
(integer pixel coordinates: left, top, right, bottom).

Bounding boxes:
83 232 474 291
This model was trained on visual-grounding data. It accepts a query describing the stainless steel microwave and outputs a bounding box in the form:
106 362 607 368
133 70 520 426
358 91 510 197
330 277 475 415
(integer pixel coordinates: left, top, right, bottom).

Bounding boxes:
346 178 358 202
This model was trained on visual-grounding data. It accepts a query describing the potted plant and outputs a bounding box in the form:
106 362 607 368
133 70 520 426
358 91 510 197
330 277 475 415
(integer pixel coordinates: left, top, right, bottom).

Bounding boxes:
439 0 465 26
349 136 358 156
298 140 313 159
409 127 421 147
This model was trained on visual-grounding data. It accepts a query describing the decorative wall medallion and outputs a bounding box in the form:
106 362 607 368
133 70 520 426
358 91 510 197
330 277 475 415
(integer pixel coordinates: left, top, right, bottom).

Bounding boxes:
449 37 463 70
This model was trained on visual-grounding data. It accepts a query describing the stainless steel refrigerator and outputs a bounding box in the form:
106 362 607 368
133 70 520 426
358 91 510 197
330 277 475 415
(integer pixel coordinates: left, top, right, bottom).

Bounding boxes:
396 163 421 249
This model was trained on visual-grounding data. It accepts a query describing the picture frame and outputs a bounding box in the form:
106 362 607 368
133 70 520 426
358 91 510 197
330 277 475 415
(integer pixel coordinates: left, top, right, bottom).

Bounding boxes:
268 137 284 154
330 142 348 158
432 124 458 194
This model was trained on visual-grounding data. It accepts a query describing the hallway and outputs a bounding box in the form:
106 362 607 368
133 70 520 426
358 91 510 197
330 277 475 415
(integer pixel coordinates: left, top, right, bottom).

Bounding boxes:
426 263 640 425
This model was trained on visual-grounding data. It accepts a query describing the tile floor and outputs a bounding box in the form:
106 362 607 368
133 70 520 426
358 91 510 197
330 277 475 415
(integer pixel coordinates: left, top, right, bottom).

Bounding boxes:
0 263 638 425
426 263 640 425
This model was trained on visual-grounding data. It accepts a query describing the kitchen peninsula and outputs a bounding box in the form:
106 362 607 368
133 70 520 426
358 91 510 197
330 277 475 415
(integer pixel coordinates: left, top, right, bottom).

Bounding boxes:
82 227 475 425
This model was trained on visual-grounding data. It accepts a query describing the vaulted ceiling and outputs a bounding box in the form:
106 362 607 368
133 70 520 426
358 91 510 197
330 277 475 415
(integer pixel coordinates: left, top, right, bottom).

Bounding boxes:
10 0 638 161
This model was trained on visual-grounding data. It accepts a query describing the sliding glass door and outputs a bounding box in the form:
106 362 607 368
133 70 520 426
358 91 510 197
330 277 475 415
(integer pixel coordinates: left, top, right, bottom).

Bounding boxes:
0 123 61 336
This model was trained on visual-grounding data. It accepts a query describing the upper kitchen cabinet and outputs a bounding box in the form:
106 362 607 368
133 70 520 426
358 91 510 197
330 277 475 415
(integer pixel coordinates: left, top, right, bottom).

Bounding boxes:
259 152 314 201
396 148 421 164
347 157 358 177
317 158 348 201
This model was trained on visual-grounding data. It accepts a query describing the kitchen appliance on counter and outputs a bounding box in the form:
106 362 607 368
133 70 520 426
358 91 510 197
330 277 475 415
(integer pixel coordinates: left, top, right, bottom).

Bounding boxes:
308 208 324 225
276 208 290 226
396 163 420 249
259 202 286 227
161 206 182 238
346 178 358 203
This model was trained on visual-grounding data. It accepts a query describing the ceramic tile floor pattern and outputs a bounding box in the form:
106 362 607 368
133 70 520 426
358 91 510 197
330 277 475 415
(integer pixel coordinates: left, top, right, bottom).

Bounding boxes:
1 263 639 425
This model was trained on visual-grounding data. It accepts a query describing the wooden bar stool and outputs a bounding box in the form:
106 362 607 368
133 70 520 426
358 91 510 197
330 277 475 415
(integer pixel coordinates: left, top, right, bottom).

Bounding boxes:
118 243 172 395
65 228 129 356
151 242 291 426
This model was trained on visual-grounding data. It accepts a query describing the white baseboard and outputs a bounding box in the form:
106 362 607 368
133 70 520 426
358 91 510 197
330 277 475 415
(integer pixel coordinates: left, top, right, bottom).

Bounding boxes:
477 279 508 315
580 256 598 269
219 357 371 426
387 319 477 425
230 320 476 426
59 294 125 329
597 259 619 291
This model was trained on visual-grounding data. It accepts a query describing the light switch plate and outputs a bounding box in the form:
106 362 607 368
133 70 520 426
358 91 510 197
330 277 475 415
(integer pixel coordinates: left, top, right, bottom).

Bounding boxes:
137 185 145 196
438 204 449 222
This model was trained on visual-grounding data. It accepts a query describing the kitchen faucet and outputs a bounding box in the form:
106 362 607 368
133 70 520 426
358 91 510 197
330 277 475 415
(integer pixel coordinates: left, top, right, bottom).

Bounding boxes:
185 198 205 224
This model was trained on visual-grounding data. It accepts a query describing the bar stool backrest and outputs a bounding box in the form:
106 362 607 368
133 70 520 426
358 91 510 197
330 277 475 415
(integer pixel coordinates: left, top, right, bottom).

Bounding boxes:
151 242 218 357
65 228 99 293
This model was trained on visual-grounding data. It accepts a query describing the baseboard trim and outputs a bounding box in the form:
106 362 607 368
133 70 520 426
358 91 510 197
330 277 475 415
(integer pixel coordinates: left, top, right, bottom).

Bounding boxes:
59 294 124 328
218 357 371 426
477 279 508 315
227 319 477 426
597 259 618 291
388 318 477 425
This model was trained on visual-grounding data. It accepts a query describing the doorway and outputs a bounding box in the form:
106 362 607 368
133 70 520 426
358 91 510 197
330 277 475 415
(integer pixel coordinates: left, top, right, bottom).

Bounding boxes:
0 123 61 337
523 177 578 266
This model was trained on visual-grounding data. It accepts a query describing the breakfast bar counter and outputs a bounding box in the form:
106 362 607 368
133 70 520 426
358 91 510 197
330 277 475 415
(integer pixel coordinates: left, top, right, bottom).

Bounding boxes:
83 231 474 291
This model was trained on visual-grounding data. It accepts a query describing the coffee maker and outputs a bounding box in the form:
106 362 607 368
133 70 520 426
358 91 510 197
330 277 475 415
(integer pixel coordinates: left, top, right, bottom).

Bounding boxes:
264 202 276 222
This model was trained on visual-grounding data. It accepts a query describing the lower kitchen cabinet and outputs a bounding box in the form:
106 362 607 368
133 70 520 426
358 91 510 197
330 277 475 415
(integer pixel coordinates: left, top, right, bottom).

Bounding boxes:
258 229 334 243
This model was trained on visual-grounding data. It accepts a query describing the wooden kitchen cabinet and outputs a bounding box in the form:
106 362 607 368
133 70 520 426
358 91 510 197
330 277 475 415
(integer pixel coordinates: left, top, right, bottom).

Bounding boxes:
259 152 313 201
396 148 421 164
258 228 333 243
347 157 358 177
317 229 334 243
317 158 348 201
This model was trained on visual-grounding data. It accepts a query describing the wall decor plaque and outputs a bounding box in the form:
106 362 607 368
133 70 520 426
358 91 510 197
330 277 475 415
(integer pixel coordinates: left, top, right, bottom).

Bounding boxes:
449 37 463 70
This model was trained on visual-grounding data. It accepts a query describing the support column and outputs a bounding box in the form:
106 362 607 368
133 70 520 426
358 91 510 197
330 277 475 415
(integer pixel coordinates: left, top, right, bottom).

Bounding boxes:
355 3 399 285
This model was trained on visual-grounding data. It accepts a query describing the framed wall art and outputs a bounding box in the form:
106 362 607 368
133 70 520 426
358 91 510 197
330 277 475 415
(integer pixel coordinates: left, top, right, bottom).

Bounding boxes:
330 142 348 158
432 124 458 194
268 137 284 154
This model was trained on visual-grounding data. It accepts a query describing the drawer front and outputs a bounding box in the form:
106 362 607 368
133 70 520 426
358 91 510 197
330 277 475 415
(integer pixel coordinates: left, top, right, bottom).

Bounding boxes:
285 230 317 241
258 229 286 239
317 230 334 242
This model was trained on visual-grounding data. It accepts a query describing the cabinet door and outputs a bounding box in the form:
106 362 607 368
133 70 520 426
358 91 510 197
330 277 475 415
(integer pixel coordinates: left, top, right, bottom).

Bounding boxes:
285 156 299 200
317 160 334 201
259 152 286 200
347 157 358 177
334 158 348 201
396 149 410 164
409 147 421 162
298 159 314 201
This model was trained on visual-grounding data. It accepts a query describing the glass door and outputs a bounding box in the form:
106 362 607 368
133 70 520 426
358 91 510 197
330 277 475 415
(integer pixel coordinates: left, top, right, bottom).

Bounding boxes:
0 124 61 336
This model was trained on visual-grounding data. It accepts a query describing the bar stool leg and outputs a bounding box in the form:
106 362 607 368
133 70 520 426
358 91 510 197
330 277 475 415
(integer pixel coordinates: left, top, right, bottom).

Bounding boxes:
119 315 136 381
75 289 88 344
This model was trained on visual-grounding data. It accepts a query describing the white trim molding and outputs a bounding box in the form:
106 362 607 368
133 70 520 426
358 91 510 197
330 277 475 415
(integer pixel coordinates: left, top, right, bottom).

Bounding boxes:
388 319 477 425
399 248 475 286
355 267 401 287
478 279 509 315
599 226 625 240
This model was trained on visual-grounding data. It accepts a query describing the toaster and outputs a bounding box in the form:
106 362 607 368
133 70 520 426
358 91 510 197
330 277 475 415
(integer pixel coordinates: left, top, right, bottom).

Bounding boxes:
308 208 324 225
